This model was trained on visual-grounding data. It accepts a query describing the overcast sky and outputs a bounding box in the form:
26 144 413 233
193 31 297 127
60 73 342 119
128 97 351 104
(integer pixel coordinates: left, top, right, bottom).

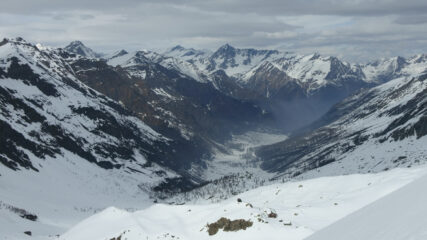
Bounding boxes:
1 0 427 62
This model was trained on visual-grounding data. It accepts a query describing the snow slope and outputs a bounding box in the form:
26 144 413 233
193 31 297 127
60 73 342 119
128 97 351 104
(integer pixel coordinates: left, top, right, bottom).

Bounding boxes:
59 166 427 240
0 151 165 240
307 169 427 240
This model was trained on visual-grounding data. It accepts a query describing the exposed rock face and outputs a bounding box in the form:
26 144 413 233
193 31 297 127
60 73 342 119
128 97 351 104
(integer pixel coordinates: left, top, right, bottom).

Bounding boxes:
207 217 253 235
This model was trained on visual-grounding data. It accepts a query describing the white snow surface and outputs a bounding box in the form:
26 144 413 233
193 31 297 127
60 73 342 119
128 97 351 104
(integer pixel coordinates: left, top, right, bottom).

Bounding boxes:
0 150 168 240
307 168 427 240
59 166 427 240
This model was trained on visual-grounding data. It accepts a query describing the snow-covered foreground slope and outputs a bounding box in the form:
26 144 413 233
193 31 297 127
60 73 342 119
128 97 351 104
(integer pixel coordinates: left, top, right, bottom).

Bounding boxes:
307 169 427 240
59 166 427 240
0 153 160 240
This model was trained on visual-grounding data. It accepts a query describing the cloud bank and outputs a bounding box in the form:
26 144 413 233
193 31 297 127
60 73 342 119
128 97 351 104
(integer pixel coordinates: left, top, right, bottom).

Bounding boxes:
1 0 426 61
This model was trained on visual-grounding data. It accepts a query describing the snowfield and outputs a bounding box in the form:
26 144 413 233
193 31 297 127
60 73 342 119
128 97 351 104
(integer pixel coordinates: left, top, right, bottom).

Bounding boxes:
307 168 427 240
58 166 427 240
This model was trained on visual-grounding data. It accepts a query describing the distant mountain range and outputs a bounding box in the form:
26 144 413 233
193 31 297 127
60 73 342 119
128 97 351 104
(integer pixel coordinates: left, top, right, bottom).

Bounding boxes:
2 37 426 184
107 41 427 129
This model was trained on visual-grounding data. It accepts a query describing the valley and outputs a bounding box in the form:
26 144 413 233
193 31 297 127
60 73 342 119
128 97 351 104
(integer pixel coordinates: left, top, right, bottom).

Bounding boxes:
0 37 426 240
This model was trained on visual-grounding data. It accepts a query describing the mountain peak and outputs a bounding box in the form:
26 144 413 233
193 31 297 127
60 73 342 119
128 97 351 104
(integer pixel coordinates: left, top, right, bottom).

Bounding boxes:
64 40 100 58
217 43 235 51
212 44 237 59
68 40 84 46
171 45 186 51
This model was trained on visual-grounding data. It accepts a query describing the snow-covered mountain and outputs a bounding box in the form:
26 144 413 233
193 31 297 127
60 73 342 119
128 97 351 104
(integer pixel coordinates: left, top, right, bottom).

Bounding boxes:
256 71 427 178
163 44 427 91
361 54 427 83
66 41 427 103
63 40 102 58
161 44 427 130
0 37 182 177
0 37 202 238
61 41 427 132
103 45 366 131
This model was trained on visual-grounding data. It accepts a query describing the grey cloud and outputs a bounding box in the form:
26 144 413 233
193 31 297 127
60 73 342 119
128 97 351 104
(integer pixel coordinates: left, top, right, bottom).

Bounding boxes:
3 0 427 16
395 14 427 25
0 0 426 62
80 14 95 20
188 0 427 16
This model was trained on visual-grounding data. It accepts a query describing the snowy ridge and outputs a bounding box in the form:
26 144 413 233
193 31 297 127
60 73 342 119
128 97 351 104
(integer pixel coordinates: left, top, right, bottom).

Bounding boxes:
107 49 210 82
163 45 211 61
360 54 427 83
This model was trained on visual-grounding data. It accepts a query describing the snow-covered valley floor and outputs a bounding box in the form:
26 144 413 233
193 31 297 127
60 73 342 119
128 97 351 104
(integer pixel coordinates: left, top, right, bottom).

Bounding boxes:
59 166 427 240
197 130 288 181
